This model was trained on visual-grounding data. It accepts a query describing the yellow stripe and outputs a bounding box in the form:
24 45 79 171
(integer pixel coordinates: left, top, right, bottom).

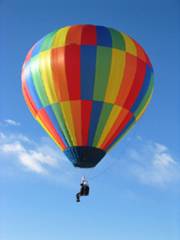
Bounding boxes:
135 92 153 121
122 33 137 56
104 49 125 103
60 101 77 145
52 26 70 48
36 116 63 150
39 50 58 104
97 105 122 147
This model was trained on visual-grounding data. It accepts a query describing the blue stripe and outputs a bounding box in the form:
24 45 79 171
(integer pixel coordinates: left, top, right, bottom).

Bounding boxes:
25 63 42 109
107 117 135 151
31 37 45 57
45 106 68 147
80 46 97 100
96 26 112 47
88 101 103 145
131 65 152 113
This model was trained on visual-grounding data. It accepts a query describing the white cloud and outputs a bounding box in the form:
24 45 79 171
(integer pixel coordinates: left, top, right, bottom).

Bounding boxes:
4 119 20 126
0 131 67 175
128 140 180 187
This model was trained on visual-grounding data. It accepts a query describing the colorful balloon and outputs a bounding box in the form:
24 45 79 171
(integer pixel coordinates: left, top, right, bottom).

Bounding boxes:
22 24 154 168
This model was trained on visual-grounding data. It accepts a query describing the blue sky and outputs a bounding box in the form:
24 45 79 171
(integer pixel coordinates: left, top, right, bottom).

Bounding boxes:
0 0 180 239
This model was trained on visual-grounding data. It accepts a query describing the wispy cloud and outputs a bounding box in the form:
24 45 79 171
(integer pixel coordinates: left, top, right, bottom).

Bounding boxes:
0 131 67 175
128 139 180 187
0 119 20 127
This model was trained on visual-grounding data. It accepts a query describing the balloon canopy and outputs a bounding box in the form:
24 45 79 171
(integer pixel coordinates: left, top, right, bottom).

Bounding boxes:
22 24 154 168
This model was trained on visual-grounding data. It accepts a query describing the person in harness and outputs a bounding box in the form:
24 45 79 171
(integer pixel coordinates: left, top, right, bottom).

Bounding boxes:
76 176 90 202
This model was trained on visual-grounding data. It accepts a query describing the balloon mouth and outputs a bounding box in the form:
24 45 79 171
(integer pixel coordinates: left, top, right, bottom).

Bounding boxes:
63 146 106 168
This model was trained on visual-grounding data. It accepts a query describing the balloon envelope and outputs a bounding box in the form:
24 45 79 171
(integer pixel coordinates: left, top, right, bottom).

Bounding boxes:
22 24 154 168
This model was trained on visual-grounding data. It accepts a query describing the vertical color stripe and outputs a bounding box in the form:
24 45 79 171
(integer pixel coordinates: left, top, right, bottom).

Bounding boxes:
70 100 82 145
45 105 69 147
40 31 56 52
60 101 77 145
109 28 125 50
124 59 146 109
115 53 137 106
107 119 136 152
103 113 134 150
88 101 103 145
97 105 122 147
51 47 69 101
100 109 131 149
81 100 92 145
81 25 97 45
131 65 152 112
39 50 58 104
80 46 97 100
66 25 83 45
134 77 154 120
93 103 113 146
23 63 42 109
37 109 66 149
93 47 112 101
52 26 70 48
122 33 137 56
22 80 38 117
51 103 73 146
96 26 112 47
65 45 81 100
104 49 125 103
30 56 49 107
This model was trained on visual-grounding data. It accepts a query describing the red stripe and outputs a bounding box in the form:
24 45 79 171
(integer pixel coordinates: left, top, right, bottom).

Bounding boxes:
66 25 83 45
81 100 92 145
24 46 34 65
38 109 66 150
65 45 81 100
123 59 146 110
22 80 38 117
103 113 133 150
81 25 97 45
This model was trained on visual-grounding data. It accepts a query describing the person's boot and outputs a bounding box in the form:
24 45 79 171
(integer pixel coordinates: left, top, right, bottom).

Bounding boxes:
76 196 80 202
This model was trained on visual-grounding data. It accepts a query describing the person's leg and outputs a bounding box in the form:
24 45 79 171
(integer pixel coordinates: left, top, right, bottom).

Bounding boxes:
76 192 80 202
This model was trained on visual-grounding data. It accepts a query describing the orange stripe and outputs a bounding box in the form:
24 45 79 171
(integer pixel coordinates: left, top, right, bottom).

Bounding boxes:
66 25 83 45
115 53 137 106
70 100 82 145
37 109 66 149
51 47 69 101
100 108 131 149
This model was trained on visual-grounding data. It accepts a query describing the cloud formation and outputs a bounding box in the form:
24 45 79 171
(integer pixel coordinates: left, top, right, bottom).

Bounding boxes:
128 139 180 187
0 131 67 175
4 119 20 126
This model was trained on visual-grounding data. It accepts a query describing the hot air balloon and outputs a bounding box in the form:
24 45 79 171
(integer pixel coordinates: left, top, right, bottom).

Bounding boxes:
22 24 154 168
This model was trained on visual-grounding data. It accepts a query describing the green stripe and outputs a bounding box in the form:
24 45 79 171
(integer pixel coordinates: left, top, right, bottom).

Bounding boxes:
109 28 125 50
30 56 49 107
93 103 113 146
134 77 154 118
40 31 57 52
93 47 112 101
51 104 73 146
